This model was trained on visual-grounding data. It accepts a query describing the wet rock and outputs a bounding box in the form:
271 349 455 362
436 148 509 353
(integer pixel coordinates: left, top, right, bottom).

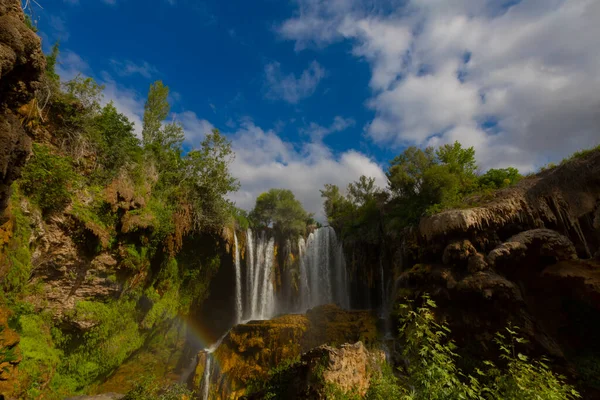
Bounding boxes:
243 342 385 400
196 305 378 399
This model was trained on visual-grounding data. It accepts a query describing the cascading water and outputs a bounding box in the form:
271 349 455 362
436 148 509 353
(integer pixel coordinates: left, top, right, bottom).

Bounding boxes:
233 232 242 324
201 356 211 400
198 226 350 397
297 226 349 311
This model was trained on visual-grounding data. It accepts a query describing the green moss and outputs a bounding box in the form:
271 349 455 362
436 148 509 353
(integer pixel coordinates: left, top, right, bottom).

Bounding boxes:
1 189 33 299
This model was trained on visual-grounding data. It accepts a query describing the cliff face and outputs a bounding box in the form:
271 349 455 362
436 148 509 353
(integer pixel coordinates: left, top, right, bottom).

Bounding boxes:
0 0 45 219
397 150 600 393
193 304 378 400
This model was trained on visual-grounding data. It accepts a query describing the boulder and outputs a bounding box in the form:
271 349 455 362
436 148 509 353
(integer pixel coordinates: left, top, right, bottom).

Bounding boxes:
467 253 488 273
195 305 378 399
442 239 477 267
243 342 385 400
488 229 577 272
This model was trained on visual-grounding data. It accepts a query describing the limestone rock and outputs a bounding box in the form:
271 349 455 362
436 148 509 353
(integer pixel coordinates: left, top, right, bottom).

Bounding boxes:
488 229 577 272
442 239 477 267
467 253 488 273
243 342 385 400
0 0 45 218
196 305 378 399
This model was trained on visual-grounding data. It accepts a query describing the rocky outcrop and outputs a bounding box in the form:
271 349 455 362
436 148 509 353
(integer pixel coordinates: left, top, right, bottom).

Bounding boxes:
243 342 385 400
0 0 45 219
194 305 378 399
19 200 122 326
418 150 600 258
395 150 600 395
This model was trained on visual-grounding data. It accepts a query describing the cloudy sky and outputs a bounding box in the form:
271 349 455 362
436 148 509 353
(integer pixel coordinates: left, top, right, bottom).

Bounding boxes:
34 0 599 217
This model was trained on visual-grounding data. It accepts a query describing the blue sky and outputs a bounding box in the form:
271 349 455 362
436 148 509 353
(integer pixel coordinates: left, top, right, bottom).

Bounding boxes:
32 0 600 216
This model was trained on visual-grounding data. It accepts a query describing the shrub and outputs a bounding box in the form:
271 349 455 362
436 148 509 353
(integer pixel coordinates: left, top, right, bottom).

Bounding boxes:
20 144 77 214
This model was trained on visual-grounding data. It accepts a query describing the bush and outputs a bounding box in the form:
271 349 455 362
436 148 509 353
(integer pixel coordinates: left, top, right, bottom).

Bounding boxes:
20 144 77 214
396 295 580 400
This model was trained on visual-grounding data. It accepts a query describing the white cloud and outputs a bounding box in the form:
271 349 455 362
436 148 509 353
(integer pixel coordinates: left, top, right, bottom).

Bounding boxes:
279 0 600 170
48 15 70 41
265 61 326 104
302 116 355 141
176 111 215 148
227 119 386 220
110 59 158 79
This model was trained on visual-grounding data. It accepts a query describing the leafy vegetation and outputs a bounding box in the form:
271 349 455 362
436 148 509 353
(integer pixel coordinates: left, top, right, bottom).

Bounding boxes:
321 142 525 244
0 43 239 399
20 143 78 214
250 188 311 237
391 295 580 400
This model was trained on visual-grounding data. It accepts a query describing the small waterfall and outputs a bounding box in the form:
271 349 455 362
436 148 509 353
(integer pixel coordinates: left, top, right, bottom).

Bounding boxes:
246 229 255 320
201 356 212 400
199 330 229 400
233 232 242 324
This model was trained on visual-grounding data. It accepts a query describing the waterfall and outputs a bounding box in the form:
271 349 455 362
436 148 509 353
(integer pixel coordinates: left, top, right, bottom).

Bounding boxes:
241 226 349 320
297 226 349 311
233 232 242 324
244 231 276 320
201 355 212 400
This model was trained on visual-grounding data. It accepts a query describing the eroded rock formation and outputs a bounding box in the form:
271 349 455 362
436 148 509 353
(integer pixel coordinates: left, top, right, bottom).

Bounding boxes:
243 342 385 400
396 150 600 395
0 0 45 219
194 304 378 399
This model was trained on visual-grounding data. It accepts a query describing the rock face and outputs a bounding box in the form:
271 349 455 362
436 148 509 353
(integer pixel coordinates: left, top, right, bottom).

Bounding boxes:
0 307 20 396
0 0 45 219
396 150 600 394
194 304 378 400
243 342 385 400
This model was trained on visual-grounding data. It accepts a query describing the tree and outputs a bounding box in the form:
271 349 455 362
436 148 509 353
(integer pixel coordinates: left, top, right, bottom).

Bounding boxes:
45 41 60 83
91 102 140 180
142 81 170 148
479 167 522 189
183 129 239 230
347 175 379 206
141 81 185 179
250 189 308 237
387 146 436 199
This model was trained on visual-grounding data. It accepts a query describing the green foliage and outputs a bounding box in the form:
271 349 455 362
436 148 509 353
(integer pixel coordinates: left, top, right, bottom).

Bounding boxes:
2 190 33 297
58 296 145 391
123 377 194 400
395 295 580 400
484 327 581 399
11 307 63 399
250 189 309 237
0 325 18 373
365 362 404 400
24 13 38 32
387 141 477 223
182 129 239 231
45 42 60 83
246 356 302 398
20 144 77 214
90 102 141 182
478 167 522 189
